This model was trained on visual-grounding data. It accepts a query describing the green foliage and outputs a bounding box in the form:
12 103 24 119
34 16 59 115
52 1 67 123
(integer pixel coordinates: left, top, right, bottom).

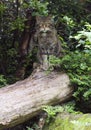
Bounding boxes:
43 102 79 115
62 16 75 28
60 51 91 74
0 75 7 87
10 17 25 31
43 105 64 122
0 3 7 15
26 127 32 130
63 101 78 114
58 15 76 36
49 55 61 67
70 22 91 50
29 0 49 16
26 127 34 130
49 50 91 104
26 124 39 130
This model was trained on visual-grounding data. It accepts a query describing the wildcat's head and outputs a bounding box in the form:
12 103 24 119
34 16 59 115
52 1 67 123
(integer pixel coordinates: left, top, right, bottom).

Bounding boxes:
36 15 55 34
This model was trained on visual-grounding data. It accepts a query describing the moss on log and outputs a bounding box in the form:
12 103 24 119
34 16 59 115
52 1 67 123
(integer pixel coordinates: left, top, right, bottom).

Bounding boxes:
44 112 91 130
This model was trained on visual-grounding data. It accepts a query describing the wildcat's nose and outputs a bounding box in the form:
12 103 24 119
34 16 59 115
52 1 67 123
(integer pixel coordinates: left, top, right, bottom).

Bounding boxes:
40 26 51 33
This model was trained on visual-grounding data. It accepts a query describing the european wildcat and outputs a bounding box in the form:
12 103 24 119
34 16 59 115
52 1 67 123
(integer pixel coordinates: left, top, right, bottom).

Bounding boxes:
29 16 63 70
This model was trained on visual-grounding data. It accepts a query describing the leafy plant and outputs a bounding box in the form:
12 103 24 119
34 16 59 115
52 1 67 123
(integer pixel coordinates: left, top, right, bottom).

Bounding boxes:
10 17 25 31
0 3 7 14
70 22 91 50
0 75 7 87
49 50 91 106
62 16 75 28
29 0 49 16
61 51 91 102
63 101 77 113
26 127 33 130
43 105 64 122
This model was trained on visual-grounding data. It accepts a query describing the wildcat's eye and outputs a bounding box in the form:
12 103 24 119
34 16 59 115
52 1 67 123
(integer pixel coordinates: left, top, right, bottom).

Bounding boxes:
36 24 39 29
39 30 44 33
49 23 55 29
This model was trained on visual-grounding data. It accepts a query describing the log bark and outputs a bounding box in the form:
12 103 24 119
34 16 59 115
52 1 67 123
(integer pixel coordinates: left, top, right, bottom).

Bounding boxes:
0 70 73 130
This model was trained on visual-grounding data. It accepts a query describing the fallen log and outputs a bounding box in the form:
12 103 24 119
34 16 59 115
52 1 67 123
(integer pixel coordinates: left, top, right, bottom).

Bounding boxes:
0 70 73 130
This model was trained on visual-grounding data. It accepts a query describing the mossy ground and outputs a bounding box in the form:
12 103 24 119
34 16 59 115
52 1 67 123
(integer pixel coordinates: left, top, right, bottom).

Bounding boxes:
43 113 91 130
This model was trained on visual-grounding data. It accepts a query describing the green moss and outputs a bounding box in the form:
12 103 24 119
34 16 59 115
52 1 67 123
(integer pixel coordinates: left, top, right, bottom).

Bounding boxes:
43 114 91 130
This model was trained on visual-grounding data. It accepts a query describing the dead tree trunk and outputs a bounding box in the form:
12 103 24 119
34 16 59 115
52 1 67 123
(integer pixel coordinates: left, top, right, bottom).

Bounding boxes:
0 70 73 130
16 9 36 79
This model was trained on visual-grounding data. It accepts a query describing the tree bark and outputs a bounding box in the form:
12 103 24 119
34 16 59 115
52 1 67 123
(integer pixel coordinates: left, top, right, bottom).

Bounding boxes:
0 70 73 130
16 9 36 79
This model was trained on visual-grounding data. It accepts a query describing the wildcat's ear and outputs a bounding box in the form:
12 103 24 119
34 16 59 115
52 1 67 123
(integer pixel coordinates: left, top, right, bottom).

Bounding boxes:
47 15 52 19
36 15 54 24
36 16 42 23
47 15 54 23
